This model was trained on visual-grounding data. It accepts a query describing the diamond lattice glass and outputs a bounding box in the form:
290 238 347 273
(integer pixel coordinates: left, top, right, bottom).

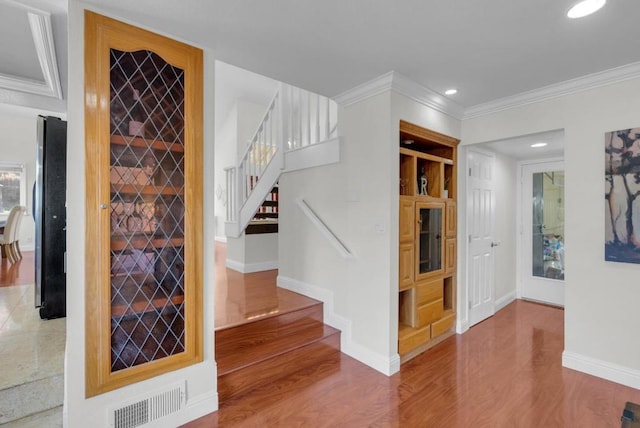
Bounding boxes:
109 49 186 372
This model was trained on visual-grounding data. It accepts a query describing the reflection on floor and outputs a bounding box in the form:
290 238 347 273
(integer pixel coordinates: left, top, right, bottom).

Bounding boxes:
0 254 64 427
215 241 315 330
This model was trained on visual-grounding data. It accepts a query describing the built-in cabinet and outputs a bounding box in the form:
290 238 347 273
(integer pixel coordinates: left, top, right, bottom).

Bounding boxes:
398 120 459 361
84 11 203 396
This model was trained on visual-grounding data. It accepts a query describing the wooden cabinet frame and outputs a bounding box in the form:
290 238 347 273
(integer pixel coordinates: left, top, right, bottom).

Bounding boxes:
84 11 203 397
398 120 459 361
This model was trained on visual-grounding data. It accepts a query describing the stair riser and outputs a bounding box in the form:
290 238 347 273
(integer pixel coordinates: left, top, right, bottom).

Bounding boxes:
0 375 63 424
218 331 340 402
216 318 328 367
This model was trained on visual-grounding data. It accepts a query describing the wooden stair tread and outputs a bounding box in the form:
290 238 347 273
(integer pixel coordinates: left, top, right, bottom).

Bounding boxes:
217 319 339 375
215 289 322 331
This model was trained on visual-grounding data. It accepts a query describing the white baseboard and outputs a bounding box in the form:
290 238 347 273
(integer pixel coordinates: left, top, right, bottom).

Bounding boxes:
214 236 227 243
562 351 640 390
495 291 517 312
456 319 470 334
225 259 277 273
277 275 399 376
20 243 34 251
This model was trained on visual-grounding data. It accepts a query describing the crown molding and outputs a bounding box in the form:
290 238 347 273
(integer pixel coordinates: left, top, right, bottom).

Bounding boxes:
0 8 63 99
333 71 394 106
333 71 464 120
464 61 640 119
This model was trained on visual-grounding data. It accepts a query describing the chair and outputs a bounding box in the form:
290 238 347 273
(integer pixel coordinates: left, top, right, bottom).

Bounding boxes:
0 205 27 263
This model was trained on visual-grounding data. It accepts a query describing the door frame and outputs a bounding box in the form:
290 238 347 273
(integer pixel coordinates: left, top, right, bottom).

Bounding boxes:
516 157 564 306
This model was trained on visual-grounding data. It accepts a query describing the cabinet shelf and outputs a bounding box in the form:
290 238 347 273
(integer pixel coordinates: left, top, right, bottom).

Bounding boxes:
111 235 184 251
111 183 183 196
110 134 184 153
111 282 184 319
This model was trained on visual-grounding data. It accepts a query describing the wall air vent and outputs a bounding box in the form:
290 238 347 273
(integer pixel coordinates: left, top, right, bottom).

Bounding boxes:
109 381 185 428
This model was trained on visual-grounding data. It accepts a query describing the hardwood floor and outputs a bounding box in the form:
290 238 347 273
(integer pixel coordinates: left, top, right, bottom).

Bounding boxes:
187 299 640 427
0 250 34 287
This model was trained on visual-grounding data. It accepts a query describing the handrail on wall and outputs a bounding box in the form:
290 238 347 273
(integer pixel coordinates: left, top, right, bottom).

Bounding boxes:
296 198 353 259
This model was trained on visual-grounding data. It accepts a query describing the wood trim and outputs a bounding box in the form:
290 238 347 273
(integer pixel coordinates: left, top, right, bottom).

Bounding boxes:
110 135 185 153
399 120 460 148
400 147 454 164
110 184 183 196
84 10 203 398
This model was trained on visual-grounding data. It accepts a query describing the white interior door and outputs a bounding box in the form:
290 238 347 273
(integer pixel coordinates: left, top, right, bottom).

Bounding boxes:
520 161 565 307
467 150 496 327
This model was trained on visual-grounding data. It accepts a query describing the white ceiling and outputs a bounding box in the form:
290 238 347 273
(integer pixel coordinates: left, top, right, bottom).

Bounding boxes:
3 0 639 158
482 129 565 161
0 0 67 113
80 0 640 110
214 62 278 131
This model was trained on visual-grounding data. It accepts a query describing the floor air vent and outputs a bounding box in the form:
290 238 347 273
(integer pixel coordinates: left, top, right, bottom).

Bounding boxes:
110 381 185 428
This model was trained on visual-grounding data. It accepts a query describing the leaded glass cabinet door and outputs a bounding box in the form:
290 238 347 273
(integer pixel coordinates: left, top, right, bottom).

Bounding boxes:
85 11 203 397
415 201 445 280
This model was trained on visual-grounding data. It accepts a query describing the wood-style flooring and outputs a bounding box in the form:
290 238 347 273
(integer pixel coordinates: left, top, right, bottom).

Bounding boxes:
188 298 640 427
0 250 34 287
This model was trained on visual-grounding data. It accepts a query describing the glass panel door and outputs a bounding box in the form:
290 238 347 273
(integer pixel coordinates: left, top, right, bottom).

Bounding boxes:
416 202 444 278
521 161 565 306
532 171 565 280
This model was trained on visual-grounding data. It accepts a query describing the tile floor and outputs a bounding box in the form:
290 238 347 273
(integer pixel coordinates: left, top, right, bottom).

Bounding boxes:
0 283 64 426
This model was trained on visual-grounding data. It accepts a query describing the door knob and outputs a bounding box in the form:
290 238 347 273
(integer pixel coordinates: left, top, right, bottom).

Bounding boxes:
491 241 501 247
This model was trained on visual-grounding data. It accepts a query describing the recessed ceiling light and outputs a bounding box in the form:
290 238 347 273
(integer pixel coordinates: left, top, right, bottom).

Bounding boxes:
531 142 548 148
444 89 458 95
567 0 606 18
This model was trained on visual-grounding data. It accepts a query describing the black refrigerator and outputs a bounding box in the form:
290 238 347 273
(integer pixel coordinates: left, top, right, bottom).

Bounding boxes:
35 115 67 319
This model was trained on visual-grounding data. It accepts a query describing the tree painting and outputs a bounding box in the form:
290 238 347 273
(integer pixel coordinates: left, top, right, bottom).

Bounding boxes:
605 127 640 263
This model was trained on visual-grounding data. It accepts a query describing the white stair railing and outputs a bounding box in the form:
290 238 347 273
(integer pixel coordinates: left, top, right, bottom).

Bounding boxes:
225 83 338 237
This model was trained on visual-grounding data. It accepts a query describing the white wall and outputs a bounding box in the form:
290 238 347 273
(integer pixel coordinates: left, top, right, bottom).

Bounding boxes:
462 76 640 388
214 100 267 240
493 152 518 305
279 89 462 375
0 106 48 250
213 103 237 240
65 3 217 427
226 233 278 273
236 100 268 159
278 92 389 373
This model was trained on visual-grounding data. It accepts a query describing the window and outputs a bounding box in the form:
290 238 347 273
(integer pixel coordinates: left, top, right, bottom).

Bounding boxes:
0 163 26 218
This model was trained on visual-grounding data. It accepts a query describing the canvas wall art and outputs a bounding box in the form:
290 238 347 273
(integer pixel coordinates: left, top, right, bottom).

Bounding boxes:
605 127 640 263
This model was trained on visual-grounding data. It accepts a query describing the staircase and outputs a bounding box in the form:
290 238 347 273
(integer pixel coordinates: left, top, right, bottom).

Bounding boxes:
225 83 339 237
215 290 340 401
245 183 279 235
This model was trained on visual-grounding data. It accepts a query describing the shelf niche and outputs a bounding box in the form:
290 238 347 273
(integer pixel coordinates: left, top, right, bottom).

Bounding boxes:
397 120 459 363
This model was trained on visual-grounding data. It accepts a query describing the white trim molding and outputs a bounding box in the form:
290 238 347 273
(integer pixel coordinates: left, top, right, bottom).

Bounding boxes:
278 275 400 376
225 259 277 274
333 71 464 120
563 351 640 390
0 7 63 99
495 291 516 312
464 61 640 119
334 62 640 122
